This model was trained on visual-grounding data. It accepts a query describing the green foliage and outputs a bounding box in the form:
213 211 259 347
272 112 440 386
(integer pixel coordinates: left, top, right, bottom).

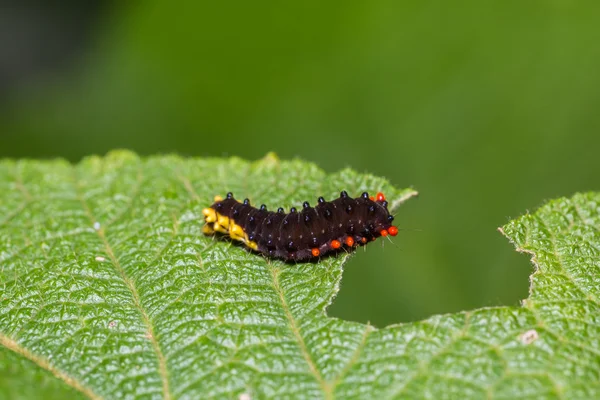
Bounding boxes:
4 0 600 328
1 152 598 399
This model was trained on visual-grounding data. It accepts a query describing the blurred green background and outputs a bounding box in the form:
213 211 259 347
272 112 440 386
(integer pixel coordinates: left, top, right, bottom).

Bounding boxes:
2 1 599 327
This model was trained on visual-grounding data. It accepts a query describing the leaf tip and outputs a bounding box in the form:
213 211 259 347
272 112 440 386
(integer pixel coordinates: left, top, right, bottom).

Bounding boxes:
104 149 140 162
261 152 280 165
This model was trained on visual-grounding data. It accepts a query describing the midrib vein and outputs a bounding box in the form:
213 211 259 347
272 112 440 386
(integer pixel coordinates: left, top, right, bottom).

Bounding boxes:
270 265 332 399
326 323 372 394
75 175 172 400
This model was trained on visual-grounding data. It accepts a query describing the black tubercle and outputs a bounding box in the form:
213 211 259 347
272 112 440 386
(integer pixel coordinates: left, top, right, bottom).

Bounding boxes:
205 192 395 261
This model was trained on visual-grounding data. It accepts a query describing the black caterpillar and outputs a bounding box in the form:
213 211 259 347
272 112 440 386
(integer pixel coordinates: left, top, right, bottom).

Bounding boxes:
202 191 398 261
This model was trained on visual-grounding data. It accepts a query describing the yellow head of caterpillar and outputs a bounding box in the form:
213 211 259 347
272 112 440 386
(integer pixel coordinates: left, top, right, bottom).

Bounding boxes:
202 208 217 223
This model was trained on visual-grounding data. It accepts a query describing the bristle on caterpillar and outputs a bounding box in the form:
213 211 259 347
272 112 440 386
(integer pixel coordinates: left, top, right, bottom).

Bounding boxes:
202 191 398 261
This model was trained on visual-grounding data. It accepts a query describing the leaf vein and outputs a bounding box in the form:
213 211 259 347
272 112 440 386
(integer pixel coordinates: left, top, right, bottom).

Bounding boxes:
0 333 103 400
269 262 331 399
74 173 173 400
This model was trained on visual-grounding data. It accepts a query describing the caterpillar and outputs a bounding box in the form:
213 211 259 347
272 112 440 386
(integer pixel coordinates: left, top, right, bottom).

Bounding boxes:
202 191 398 261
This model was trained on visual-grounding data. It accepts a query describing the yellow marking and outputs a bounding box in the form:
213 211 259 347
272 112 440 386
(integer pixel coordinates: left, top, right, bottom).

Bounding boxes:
229 223 245 240
217 215 230 229
213 222 227 233
213 195 223 202
205 210 258 251
203 208 217 223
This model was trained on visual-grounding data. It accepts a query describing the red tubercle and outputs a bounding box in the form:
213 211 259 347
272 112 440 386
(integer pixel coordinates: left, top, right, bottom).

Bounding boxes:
376 192 386 202
311 248 320 257
331 239 341 249
380 229 388 237
369 196 375 201
388 226 398 236
345 236 355 247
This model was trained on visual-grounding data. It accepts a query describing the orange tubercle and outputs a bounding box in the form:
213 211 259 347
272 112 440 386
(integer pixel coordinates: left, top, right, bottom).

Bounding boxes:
311 248 320 257
380 229 388 237
388 226 398 236
331 239 341 249
360 237 367 244
376 192 386 202
369 196 375 201
345 236 355 247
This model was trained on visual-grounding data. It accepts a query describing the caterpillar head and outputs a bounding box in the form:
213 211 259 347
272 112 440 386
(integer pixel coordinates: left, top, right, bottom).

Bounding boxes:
366 192 398 238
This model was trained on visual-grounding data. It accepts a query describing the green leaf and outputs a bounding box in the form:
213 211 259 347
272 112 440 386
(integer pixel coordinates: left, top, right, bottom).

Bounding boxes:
0 151 598 399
